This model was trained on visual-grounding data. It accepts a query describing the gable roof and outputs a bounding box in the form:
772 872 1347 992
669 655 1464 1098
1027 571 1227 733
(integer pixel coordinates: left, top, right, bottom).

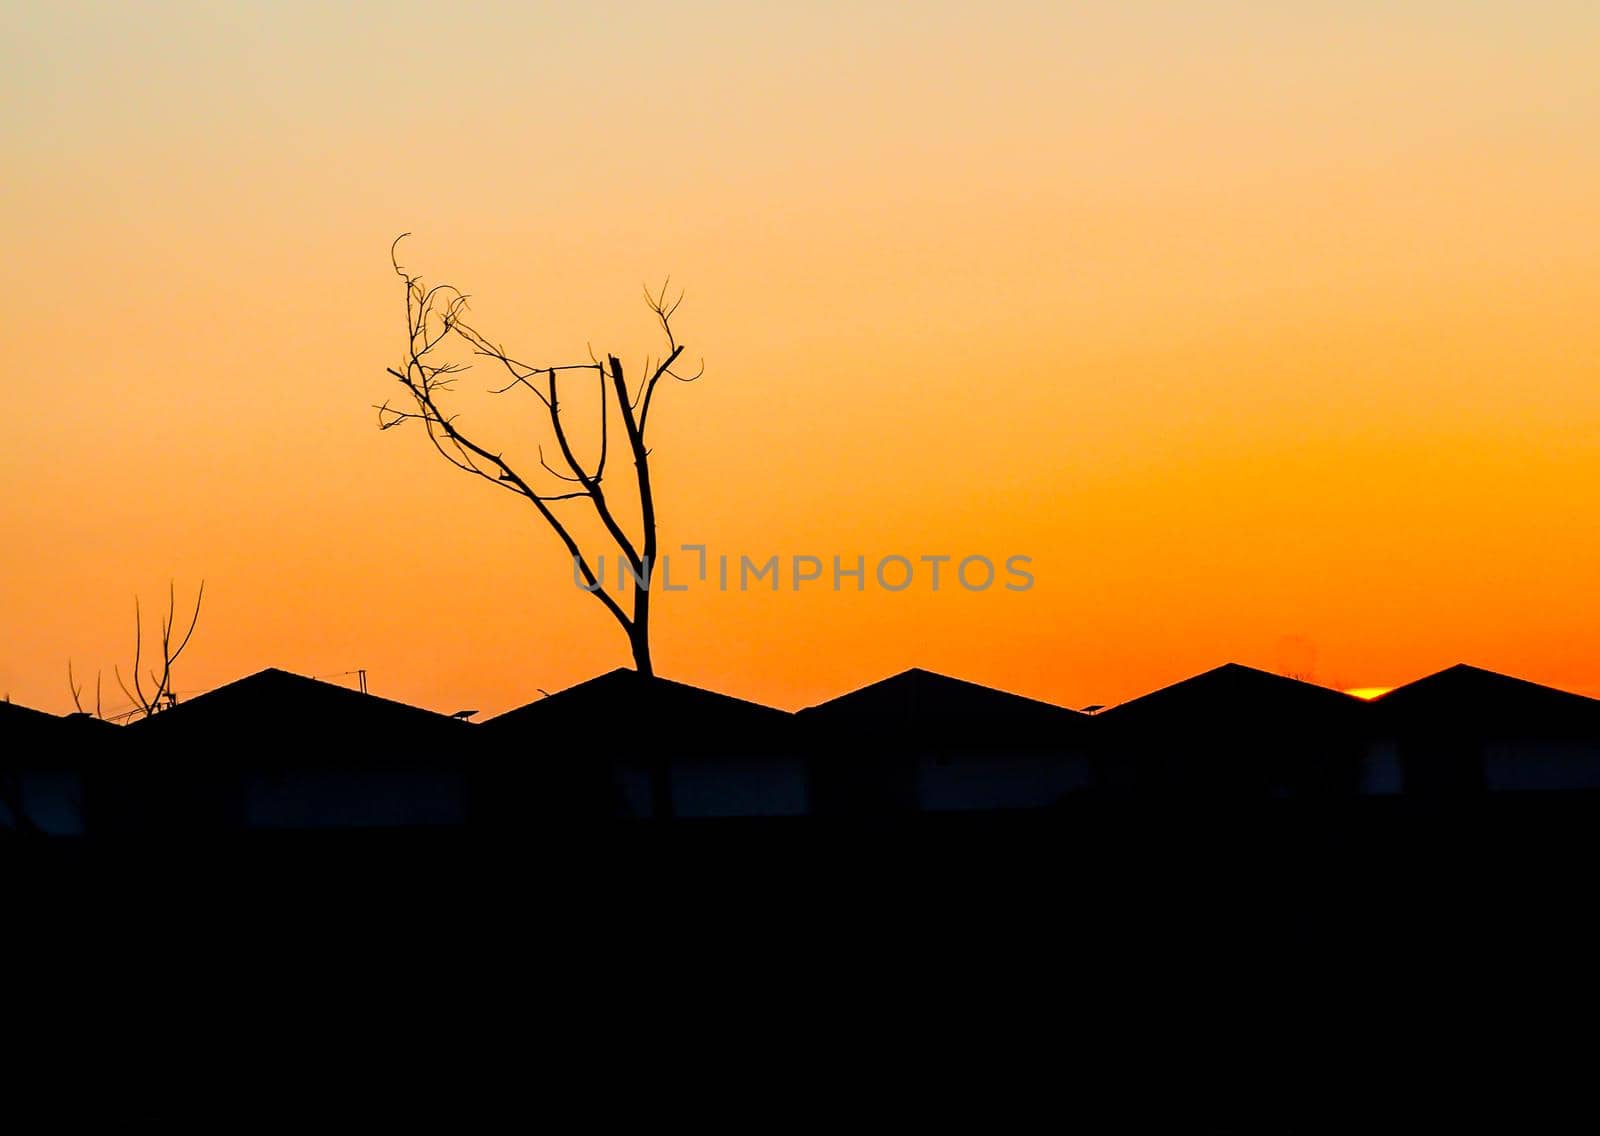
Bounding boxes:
798 668 1090 747
0 700 62 733
484 668 792 753
124 668 469 749
1 701 119 767
1375 664 1600 740
1099 663 1367 735
1 700 119 735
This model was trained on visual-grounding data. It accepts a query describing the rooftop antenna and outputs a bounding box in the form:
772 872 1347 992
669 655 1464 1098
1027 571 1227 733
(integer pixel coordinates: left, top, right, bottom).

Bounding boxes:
314 669 369 694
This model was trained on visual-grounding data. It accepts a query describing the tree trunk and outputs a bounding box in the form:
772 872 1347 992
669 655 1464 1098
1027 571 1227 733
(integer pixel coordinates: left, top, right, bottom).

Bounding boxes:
626 602 670 818
629 598 653 678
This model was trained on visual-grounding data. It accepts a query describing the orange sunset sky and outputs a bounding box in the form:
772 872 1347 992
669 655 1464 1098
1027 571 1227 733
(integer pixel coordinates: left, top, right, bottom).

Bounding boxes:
3 2 1598 718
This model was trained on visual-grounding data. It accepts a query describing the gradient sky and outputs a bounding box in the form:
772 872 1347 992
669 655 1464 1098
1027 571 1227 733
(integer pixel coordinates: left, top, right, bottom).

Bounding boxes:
3 2 1598 718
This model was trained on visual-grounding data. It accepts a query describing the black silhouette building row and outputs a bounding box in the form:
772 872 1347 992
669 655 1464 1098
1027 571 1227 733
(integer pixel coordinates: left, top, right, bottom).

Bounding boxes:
5 661 1600 836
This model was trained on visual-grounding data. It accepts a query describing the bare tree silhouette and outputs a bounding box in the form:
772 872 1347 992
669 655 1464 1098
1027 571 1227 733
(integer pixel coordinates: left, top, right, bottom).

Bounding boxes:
69 581 205 722
1 583 204 835
67 659 102 720
379 236 702 677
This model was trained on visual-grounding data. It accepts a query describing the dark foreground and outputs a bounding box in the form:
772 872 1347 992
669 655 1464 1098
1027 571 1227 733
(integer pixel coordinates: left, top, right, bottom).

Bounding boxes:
15 797 1600 959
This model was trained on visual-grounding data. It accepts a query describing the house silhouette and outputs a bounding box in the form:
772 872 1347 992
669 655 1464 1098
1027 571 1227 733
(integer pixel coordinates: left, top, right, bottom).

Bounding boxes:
109 668 473 833
481 668 800 821
1373 664 1600 796
798 668 1096 814
1097 663 1371 798
1 700 115 835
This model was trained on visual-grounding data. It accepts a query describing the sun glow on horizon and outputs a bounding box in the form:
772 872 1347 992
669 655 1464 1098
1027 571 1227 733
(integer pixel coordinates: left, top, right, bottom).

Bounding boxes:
1344 687 1393 701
